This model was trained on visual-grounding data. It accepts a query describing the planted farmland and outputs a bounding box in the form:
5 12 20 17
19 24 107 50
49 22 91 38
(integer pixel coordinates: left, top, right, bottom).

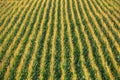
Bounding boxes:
0 0 120 80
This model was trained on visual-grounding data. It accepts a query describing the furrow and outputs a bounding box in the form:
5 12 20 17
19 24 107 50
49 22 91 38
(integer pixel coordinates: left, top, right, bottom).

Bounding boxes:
53 0 62 79
104 0 120 14
84 0 115 79
39 0 54 79
0 1 16 17
94 0 120 65
15 0 43 80
80 0 111 79
78 0 102 79
26 0 49 79
0 0 29 62
60 0 65 79
2 1 38 80
0 2 18 33
49 0 57 79
0 1 11 13
69 0 87 79
63 0 73 79
100 0 120 30
89 0 120 78
97 0 120 32
65 0 77 79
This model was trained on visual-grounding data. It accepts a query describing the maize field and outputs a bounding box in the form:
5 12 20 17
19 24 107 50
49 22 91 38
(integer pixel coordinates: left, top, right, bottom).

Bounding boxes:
0 0 120 80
